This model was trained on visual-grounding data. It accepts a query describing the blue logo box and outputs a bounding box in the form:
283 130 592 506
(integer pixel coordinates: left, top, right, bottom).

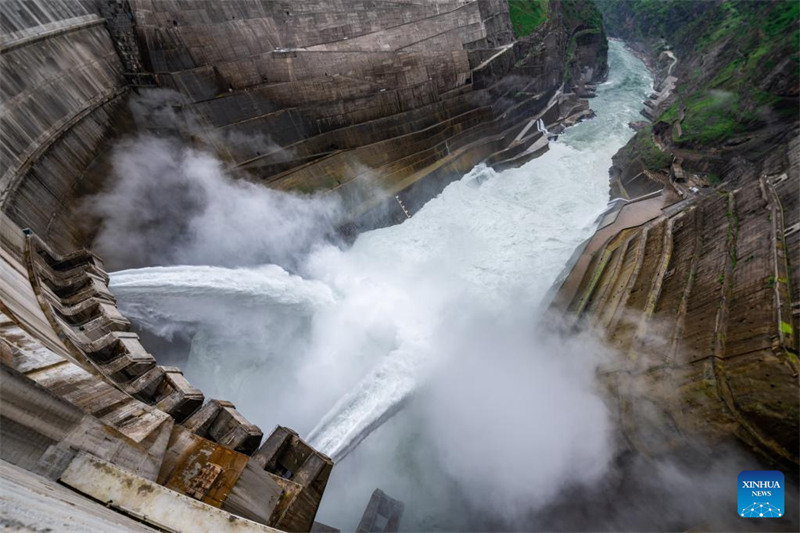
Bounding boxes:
738 471 784 518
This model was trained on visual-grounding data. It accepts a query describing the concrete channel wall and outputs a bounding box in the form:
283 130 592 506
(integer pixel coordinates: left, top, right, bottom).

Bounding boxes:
550 171 800 469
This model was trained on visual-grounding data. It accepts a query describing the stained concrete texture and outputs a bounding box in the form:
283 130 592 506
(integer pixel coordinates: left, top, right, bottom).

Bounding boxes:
0 2 611 530
1 0 127 251
0 458 157 533
1 211 331 530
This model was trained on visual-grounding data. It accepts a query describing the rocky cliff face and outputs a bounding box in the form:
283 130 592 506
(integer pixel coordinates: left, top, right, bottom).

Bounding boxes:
561 0 609 96
553 0 799 467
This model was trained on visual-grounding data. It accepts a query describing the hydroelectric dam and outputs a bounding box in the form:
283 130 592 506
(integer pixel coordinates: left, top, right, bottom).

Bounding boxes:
107 39 652 530
1 1 798 532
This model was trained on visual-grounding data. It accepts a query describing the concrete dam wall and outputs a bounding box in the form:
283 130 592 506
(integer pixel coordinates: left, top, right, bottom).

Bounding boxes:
2 0 606 255
4 1 796 530
1 0 127 251
125 0 595 228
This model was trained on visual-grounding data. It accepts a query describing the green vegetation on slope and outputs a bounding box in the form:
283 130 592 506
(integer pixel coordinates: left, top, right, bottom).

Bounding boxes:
696 0 799 49
597 0 716 44
560 0 607 85
678 90 749 144
676 1 798 146
625 125 673 170
598 0 799 149
561 0 603 31
508 0 548 38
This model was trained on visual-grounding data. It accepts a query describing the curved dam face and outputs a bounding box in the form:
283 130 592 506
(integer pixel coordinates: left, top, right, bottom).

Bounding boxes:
1 0 127 248
0 1 620 531
109 41 653 530
1 0 608 259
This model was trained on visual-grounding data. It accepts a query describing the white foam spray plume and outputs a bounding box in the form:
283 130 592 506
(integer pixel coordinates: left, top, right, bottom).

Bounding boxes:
106 41 662 529
87 135 342 270
110 265 334 340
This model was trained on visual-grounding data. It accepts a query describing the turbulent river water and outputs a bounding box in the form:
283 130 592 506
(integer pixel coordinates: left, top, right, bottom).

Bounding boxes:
110 41 652 529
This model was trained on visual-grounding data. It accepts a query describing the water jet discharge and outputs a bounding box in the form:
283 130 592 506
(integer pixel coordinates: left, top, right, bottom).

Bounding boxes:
110 42 652 529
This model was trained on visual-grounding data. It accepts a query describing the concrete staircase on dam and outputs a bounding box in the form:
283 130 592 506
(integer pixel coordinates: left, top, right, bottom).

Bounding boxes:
550 172 800 469
0 212 336 531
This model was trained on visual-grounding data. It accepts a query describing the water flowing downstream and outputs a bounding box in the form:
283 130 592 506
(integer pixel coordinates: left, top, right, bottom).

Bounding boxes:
110 41 652 529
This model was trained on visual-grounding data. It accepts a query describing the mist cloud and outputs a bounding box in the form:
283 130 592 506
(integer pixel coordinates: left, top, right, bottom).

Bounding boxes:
106 141 627 530
99 42 797 531
420 317 613 521
87 135 342 270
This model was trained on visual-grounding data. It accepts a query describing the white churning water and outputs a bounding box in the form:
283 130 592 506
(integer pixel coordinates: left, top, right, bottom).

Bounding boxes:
110 41 652 529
